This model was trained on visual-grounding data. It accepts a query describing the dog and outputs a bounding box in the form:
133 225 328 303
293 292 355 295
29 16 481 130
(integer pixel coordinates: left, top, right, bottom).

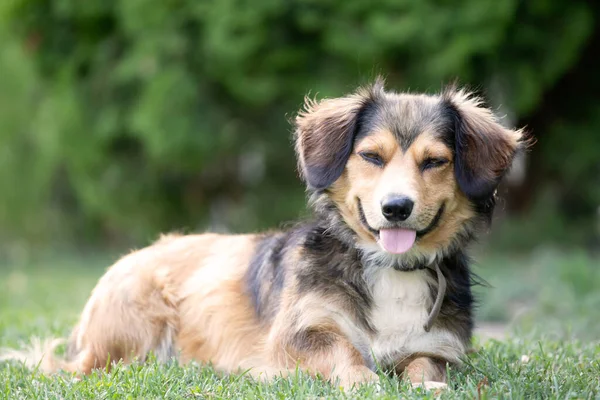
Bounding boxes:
1 79 526 390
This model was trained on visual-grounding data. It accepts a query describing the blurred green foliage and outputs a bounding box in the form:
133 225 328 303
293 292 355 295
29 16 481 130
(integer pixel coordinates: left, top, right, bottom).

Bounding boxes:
0 0 598 247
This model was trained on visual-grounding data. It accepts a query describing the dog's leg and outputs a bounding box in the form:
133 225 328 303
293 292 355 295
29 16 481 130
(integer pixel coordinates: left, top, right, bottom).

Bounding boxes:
67 263 179 373
270 324 379 390
302 338 378 390
403 356 448 391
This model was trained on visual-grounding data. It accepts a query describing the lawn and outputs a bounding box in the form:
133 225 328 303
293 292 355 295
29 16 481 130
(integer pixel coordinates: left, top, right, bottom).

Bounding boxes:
1 249 598 399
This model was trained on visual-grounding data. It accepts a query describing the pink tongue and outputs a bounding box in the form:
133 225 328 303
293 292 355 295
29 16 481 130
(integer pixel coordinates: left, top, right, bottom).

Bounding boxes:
379 229 417 254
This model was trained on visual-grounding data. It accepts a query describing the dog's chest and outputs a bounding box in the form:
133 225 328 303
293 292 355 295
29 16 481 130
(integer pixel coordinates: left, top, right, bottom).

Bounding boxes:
367 269 435 363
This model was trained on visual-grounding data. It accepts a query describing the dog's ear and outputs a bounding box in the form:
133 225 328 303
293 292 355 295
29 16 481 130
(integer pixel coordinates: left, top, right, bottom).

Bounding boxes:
443 88 527 201
294 82 382 190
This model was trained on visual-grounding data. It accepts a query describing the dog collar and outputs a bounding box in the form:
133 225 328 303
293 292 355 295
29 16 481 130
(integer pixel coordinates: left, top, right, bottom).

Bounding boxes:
423 262 447 332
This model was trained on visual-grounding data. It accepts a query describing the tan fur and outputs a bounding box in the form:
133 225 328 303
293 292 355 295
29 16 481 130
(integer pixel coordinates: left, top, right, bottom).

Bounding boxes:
402 356 446 383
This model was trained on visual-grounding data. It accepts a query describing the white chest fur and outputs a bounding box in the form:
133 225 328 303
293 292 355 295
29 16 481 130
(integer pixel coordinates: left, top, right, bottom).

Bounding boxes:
367 268 465 365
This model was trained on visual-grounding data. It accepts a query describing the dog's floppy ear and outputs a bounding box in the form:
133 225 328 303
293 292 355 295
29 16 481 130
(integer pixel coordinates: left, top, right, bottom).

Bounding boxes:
294 82 381 190
443 88 526 201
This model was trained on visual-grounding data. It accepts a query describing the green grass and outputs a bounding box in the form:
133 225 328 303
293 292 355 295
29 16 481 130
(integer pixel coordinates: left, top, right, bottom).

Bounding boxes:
1 250 599 399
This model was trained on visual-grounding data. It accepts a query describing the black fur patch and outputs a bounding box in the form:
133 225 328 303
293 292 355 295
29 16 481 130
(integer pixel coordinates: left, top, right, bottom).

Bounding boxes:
440 99 497 221
429 250 477 344
246 232 292 320
441 99 495 200
296 226 375 333
301 98 377 191
440 94 521 208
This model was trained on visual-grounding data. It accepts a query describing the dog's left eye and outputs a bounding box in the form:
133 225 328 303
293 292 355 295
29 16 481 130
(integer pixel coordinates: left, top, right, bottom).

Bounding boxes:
359 152 384 167
421 158 449 171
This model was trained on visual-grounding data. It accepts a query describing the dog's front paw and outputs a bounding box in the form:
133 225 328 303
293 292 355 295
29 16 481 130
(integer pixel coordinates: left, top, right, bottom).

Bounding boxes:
411 380 448 394
338 365 380 390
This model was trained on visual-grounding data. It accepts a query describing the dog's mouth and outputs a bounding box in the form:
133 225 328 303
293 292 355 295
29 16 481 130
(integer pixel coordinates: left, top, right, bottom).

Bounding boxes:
356 198 445 254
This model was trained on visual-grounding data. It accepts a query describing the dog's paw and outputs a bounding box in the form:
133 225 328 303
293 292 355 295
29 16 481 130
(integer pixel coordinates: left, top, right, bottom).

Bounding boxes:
411 380 448 394
338 365 380 391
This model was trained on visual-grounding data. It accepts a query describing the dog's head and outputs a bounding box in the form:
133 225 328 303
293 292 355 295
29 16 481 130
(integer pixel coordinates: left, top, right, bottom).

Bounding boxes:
295 79 526 268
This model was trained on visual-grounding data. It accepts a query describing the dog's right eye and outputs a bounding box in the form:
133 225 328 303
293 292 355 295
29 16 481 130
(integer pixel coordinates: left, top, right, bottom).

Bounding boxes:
359 152 384 167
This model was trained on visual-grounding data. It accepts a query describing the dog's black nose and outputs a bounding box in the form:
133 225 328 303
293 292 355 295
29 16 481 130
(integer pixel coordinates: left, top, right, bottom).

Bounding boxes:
381 196 414 222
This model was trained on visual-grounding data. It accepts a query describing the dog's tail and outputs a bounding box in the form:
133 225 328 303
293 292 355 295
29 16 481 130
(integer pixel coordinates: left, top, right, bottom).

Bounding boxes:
0 336 85 374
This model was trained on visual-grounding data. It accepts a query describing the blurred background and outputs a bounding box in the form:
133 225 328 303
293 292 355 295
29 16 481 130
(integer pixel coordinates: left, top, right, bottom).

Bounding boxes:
0 1 598 340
